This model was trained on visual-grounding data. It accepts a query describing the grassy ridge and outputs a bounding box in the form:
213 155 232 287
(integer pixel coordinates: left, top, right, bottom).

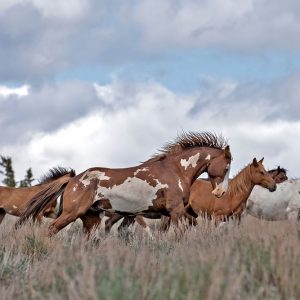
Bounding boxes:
1 216 300 300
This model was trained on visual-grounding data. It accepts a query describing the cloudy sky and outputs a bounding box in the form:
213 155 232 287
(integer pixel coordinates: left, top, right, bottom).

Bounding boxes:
1 0 300 182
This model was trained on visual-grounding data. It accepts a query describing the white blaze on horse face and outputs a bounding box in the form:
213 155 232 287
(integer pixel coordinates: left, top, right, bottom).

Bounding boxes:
219 164 231 191
13 205 18 209
180 153 200 170
205 154 211 160
79 170 110 187
95 177 168 213
178 179 183 192
212 164 231 197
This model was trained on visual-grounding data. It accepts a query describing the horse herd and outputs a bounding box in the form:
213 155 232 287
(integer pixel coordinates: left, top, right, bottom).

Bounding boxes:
0 131 299 239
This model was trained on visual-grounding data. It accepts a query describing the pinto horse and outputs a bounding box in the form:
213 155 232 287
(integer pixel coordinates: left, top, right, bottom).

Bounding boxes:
0 167 75 225
104 165 285 235
17 132 232 236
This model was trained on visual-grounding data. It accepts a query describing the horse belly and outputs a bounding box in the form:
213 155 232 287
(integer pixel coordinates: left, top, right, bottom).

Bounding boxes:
95 177 167 213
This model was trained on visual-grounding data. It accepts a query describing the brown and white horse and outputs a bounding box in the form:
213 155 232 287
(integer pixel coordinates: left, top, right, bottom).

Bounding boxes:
0 167 75 225
104 164 284 235
17 132 232 236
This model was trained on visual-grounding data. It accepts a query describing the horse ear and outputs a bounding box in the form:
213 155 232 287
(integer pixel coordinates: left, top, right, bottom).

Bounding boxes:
224 145 231 158
277 166 281 171
259 157 264 163
253 158 259 167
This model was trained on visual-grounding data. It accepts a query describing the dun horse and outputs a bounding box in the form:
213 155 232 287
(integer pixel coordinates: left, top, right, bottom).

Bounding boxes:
17 132 232 236
0 167 75 225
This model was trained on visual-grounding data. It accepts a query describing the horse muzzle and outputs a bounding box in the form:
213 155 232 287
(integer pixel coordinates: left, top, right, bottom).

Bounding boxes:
212 185 226 198
268 184 277 192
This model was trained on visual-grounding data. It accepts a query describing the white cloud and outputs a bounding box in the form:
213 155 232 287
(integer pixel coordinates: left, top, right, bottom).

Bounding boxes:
1 78 300 182
0 84 29 98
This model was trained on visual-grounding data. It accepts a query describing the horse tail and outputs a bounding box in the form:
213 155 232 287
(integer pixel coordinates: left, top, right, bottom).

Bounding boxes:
16 172 75 227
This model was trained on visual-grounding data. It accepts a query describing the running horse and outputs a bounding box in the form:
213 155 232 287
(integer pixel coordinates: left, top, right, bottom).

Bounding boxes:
185 158 276 223
104 165 286 235
17 132 232 236
0 167 75 225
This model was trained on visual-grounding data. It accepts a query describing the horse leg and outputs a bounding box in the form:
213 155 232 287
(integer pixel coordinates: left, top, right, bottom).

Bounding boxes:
160 216 171 232
80 209 102 238
105 214 123 234
0 209 6 225
48 191 94 236
135 216 153 239
117 216 136 241
167 200 186 239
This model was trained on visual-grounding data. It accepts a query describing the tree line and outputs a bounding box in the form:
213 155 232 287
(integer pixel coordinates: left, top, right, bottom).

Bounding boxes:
0 156 34 187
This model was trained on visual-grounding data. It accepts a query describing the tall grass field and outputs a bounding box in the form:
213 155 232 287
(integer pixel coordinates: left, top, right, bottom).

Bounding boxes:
1 216 300 300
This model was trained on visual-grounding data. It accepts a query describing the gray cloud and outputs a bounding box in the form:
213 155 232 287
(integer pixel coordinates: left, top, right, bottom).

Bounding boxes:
1 76 300 181
1 0 300 83
0 80 103 145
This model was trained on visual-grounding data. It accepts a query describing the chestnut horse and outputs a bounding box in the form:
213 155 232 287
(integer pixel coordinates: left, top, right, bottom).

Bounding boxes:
17 132 232 236
104 165 285 235
185 158 276 223
0 167 75 225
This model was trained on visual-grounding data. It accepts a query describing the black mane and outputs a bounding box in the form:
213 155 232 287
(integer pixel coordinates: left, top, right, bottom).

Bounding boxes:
268 166 287 174
38 167 76 184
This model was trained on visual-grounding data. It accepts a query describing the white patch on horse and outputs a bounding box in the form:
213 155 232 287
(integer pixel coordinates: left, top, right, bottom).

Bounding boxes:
95 177 168 213
178 179 183 192
73 186 77 192
134 168 149 176
79 170 110 187
205 154 211 160
12 205 18 209
180 153 200 170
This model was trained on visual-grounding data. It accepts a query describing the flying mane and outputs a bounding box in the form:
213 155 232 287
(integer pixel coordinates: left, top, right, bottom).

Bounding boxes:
146 131 227 163
38 167 76 184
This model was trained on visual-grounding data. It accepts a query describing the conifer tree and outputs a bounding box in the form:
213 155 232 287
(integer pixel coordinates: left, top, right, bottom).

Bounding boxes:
0 156 16 187
19 168 34 187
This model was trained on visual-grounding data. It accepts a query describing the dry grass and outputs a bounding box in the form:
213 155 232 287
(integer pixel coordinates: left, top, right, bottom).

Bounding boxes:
1 215 300 300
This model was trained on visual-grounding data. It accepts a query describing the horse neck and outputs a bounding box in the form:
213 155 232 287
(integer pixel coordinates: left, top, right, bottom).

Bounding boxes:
227 165 255 207
174 147 222 184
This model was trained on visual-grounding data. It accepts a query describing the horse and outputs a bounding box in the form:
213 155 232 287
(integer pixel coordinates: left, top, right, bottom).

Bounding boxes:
185 158 276 223
267 166 288 183
104 165 285 235
0 167 75 225
246 179 300 221
17 132 232 236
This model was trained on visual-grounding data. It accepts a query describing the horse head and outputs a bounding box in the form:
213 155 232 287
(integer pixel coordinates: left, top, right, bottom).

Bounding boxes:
251 158 276 192
208 145 232 198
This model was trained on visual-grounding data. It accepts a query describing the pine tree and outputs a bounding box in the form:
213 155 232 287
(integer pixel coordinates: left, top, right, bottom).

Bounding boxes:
0 156 16 187
19 168 34 187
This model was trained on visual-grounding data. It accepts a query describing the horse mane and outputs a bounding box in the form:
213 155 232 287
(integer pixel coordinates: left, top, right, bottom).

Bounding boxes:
227 164 252 197
268 166 287 174
146 131 227 163
38 167 76 184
